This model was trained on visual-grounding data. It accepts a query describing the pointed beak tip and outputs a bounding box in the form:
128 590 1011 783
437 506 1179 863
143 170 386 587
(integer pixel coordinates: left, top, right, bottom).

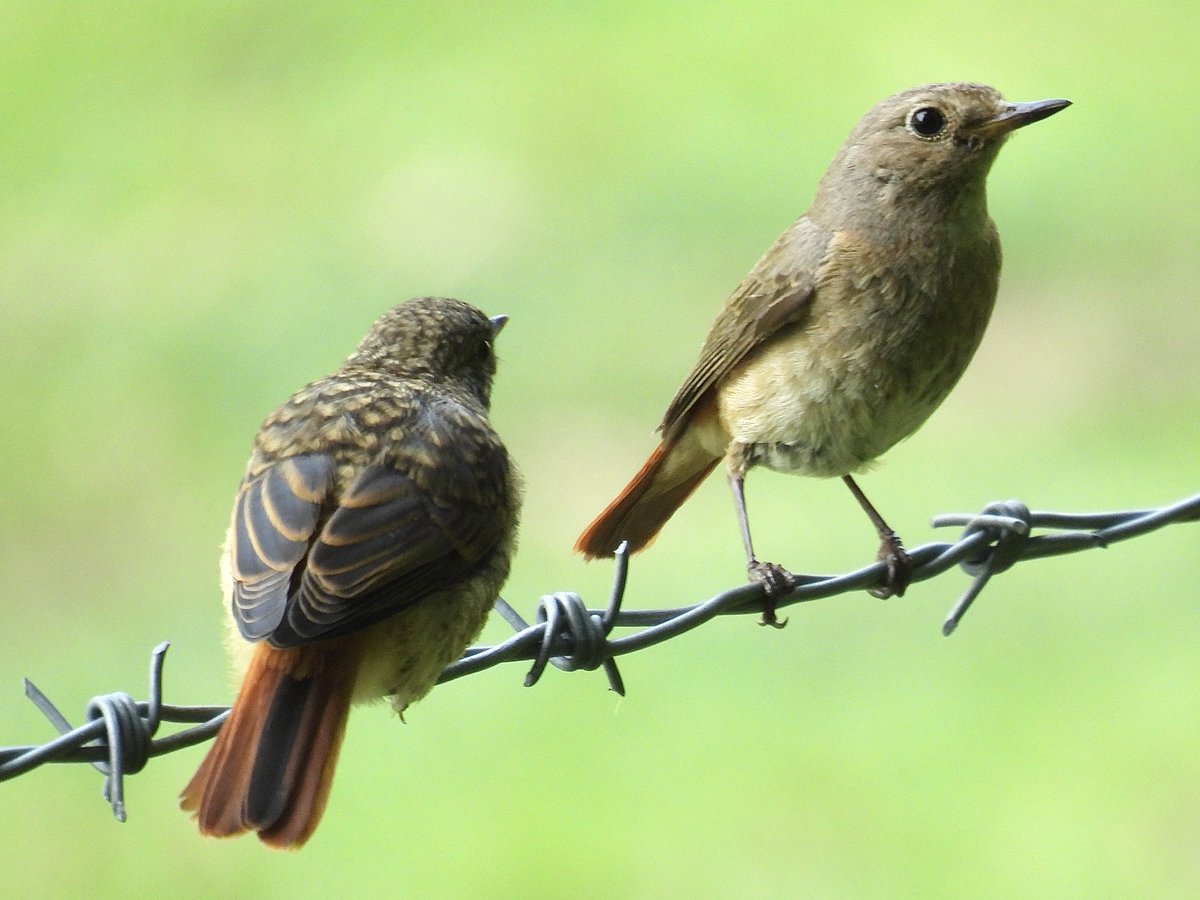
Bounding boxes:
1018 97 1072 129
984 96 1072 137
1040 97 1073 115
489 314 509 335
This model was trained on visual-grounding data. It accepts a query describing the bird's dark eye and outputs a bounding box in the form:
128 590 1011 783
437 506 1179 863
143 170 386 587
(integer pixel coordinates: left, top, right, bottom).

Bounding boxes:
908 106 948 139
477 339 493 362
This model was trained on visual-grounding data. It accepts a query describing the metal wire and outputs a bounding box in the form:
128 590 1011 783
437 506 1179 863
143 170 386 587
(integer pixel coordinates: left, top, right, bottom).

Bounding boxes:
2 490 1197 821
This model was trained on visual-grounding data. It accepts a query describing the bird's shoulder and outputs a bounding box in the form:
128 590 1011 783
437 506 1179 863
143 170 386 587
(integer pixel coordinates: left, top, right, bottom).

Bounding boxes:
247 372 502 477
248 372 413 460
659 216 833 436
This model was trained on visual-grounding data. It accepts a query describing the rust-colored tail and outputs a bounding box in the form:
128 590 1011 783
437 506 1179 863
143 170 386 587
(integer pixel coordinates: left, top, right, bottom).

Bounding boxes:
180 642 357 849
575 435 721 559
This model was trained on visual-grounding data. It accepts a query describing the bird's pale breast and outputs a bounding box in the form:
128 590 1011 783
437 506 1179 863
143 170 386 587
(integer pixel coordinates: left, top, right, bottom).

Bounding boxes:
717 225 1000 477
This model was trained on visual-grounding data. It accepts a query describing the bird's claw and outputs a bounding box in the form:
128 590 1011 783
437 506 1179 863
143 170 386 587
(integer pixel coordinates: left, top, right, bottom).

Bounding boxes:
868 532 912 599
748 560 794 628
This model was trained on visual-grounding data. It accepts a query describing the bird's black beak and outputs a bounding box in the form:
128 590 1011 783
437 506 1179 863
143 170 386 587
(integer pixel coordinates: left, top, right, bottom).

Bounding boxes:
977 97 1072 139
489 314 509 336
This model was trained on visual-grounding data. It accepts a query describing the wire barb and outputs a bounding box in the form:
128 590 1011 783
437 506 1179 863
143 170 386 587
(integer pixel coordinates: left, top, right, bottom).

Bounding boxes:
492 541 629 695
1 493 1197 822
5 642 171 821
937 500 1032 635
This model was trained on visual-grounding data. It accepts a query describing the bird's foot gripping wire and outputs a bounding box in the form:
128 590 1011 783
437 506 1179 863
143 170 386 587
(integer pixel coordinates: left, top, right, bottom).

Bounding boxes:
747 560 795 628
868 530 913 600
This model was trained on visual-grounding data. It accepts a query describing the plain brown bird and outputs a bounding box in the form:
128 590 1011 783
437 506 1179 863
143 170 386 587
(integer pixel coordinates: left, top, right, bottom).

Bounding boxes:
181 296 521 848
576 83 1069 617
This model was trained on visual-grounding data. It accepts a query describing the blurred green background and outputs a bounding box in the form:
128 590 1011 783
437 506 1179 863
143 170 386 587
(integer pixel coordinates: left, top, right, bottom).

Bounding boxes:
2 2 1198 897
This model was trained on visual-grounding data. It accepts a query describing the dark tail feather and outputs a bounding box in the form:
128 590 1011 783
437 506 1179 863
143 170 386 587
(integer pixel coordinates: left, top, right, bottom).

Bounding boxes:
180 644 355 850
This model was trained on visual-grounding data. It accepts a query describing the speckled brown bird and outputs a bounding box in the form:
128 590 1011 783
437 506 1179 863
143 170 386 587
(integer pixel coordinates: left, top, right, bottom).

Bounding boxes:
181 296 521 848
575 83 1069 617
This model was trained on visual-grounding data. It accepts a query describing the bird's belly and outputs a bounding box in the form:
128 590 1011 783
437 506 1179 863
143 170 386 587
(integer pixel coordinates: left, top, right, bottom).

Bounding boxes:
351 586 497 713
717 322 971 478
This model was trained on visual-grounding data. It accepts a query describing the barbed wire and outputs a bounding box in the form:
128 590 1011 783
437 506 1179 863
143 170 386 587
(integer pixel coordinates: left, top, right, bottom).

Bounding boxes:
2 490 1197 822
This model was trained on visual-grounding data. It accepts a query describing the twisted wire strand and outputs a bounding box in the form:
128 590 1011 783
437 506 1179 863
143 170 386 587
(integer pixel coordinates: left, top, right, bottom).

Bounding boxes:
2 491 1196 821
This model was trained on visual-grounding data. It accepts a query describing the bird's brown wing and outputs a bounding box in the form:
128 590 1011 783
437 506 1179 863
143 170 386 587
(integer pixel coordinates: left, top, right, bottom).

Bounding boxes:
230 403 512 648
230 453 334 640
658 217 830 440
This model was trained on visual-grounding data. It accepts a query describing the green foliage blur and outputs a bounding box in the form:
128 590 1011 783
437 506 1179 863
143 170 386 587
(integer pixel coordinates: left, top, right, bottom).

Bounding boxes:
2 2 1198 896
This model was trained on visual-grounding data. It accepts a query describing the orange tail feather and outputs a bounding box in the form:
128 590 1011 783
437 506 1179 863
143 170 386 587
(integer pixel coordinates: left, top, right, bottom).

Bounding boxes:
181 642 357 849
575 436 721 559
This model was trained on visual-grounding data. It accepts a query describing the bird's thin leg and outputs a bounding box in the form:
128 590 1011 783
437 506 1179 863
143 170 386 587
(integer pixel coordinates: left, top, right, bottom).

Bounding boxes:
730 469 758 564
727 449 792 627
841 474 912 598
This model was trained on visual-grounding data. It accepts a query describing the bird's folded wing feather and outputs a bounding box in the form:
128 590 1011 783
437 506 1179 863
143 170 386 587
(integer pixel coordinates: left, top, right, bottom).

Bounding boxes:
659 218 830 439
230 404 510 648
